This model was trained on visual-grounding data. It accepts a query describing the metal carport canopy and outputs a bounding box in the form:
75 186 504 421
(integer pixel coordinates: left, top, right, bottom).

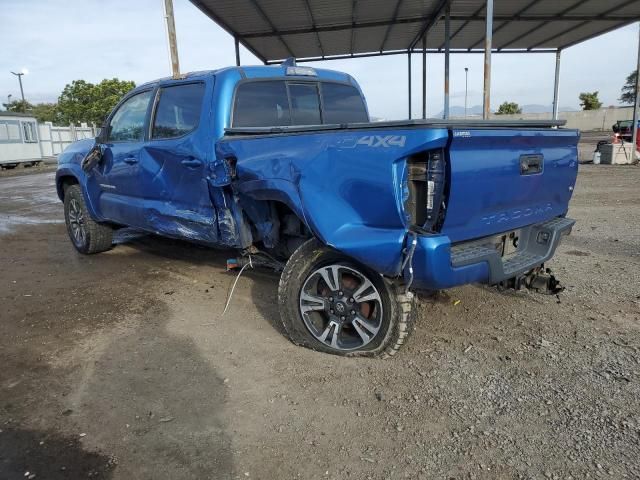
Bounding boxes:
189 0 640 62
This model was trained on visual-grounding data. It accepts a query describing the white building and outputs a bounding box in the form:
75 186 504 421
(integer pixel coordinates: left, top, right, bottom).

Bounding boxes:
0 111 41 167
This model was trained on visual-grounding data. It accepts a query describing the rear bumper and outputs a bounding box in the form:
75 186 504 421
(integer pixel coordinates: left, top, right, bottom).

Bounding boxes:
407 217 575 291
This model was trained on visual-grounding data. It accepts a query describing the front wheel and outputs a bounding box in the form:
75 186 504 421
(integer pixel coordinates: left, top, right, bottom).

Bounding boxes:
63 184 113 254
278 239 415 358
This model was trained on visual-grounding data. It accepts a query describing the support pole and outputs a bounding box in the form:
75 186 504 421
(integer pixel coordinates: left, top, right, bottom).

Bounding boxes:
444 3 451 119
422 35 427 119
163 0 181 79
235 37 241 66
482 0 493 119
408 50 412 119
632 23 640 157
552 50 561 120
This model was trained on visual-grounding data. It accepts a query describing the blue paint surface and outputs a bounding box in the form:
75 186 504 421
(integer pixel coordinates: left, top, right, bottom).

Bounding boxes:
56 65 579 290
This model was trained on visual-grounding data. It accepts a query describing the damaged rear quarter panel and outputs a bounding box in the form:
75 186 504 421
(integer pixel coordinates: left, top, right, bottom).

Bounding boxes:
217 128 448 276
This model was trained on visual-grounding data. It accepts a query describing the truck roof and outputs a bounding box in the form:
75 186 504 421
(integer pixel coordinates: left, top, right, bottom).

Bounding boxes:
136 64 356 90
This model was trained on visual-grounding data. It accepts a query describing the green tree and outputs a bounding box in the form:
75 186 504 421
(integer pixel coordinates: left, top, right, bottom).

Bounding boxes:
495 101 522 115
2 99 33 113
620 70 638 105
31 103 60 123
2 100 62 124
579 91 602 110
57 78 135 125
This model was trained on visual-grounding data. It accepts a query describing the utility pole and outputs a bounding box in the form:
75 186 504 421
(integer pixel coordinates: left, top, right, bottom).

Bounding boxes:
163 0 181 79
10 71 26 111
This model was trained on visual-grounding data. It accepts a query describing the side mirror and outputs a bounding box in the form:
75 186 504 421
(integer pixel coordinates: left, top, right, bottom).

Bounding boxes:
81 145 104 172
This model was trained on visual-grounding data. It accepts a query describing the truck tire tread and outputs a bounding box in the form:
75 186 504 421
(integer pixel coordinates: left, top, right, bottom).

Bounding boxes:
278 238 415 358
64 184 113 254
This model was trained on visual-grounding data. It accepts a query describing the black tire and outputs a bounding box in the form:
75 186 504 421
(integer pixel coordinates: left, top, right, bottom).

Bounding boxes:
278 238 415 358
63 184 113 254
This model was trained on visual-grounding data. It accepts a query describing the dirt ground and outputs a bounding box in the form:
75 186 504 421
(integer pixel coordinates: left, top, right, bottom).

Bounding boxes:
1 159 639 479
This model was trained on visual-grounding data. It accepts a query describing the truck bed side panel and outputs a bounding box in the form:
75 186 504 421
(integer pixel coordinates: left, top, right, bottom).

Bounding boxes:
217 128 449 275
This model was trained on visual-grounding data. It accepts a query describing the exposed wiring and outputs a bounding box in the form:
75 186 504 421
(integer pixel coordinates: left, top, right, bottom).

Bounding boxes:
401 232 418 294
221 255 253 316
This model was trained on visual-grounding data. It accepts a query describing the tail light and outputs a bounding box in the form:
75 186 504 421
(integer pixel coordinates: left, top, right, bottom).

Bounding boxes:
404 149 447 232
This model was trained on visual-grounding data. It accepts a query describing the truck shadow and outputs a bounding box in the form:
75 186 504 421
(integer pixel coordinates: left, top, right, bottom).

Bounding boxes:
64 293 234 479
112 229 288 336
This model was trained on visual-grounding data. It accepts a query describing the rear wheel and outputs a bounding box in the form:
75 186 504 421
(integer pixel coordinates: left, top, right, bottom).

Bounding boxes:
278 238 415 358
63 184 113 254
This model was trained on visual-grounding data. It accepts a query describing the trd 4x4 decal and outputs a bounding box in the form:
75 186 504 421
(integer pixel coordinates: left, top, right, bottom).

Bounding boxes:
356 135 407 148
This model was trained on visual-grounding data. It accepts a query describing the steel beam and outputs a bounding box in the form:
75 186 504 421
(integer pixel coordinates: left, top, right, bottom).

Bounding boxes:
350 0 358 55
163 0 181 79
422 35 427 119
440 4 484 50
380 0 404 52
188 0 268 63
235 37 241 66
468 0 543 50
242 14 634 39
444 4 451 119
483 0 493 120
559 19 639 50
269 48 558 65
500 0 610 50
408 0 450 51
302 0 325 58
408 50 412 119
632 23 640 159
246 0 295 58
552 50 561 120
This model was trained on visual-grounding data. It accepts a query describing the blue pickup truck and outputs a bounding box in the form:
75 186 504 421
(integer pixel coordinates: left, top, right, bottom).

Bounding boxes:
56 62 579 358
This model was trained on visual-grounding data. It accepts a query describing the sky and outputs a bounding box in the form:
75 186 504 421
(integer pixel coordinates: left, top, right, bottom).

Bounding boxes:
1 0 638 120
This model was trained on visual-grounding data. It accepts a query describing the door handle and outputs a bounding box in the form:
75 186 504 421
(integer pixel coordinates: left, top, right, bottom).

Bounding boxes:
181 158 202 168
123 157 138 165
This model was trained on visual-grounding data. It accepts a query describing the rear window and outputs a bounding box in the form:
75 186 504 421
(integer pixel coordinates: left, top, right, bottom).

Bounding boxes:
288 83 321 125
233 81 290 127
232 80 368 127
321 83 368 124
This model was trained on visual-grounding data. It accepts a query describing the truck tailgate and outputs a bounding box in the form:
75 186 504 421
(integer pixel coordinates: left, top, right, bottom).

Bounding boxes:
441 128 579 242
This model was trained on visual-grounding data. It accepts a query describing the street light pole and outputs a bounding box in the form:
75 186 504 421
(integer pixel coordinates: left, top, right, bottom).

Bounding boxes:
7 94 12 107
464 67 469 118
10 71 26 111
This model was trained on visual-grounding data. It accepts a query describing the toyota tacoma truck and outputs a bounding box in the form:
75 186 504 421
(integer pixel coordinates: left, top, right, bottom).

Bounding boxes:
56 62 579 358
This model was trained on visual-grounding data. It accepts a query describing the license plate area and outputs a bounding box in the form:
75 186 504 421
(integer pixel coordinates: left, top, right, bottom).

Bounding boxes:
491 230 521 258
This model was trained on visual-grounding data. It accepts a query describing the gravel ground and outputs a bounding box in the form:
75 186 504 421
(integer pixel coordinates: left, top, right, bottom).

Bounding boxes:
0 161 638 480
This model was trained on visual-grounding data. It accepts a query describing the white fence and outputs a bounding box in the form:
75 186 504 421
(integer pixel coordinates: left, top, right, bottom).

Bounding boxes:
483 106 634 131
38 122 96 157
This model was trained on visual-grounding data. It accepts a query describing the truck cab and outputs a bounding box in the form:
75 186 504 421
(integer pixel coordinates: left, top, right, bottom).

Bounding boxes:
56 64 579 358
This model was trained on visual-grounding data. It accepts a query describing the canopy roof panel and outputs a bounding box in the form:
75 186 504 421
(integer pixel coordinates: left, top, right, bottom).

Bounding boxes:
190 0 640 62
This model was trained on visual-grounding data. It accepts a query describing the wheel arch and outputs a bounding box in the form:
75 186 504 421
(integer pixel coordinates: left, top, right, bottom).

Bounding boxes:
56 174 79 201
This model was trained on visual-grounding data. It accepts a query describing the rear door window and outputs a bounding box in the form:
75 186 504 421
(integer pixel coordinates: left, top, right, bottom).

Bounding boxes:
288 83 321 125
152 83 205 139
321 83 368 124
233 81 290 127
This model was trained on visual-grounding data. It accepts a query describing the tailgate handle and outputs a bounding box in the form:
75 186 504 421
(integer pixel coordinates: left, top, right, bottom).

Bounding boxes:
520 154 543 175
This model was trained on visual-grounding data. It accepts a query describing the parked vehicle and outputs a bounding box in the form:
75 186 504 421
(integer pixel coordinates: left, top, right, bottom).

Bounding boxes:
56 62 579 357
612 119 640 141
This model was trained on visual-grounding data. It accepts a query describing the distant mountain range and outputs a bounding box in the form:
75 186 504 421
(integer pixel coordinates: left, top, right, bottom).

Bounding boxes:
435 104 579 117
